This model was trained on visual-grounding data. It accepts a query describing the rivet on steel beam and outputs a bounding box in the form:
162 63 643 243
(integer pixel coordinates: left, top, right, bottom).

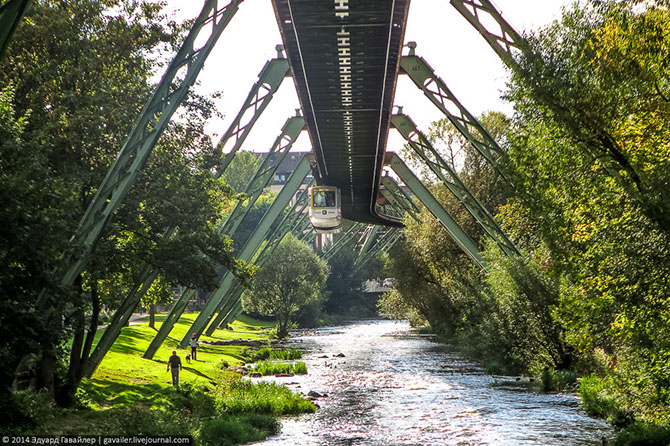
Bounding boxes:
276 44 285 59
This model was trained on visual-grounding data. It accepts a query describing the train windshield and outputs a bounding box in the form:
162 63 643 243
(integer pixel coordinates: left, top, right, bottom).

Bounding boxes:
313 189 337 207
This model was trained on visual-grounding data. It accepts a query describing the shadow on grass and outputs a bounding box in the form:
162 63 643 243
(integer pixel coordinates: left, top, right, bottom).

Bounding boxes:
83 378 167 408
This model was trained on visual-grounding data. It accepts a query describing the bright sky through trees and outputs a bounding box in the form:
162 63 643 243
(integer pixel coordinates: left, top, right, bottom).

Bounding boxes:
166 0 570 153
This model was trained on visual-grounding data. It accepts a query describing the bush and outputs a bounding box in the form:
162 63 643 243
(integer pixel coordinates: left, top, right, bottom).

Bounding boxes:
270 349 303 360
579 376 633 426
613 422 670 446
541 368 577 392
199 414 279 446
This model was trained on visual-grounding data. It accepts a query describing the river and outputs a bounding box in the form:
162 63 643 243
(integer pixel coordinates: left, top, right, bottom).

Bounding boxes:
254 319 612 445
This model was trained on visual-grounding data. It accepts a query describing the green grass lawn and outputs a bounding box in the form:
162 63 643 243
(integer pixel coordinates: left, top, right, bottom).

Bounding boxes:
83 313 275 408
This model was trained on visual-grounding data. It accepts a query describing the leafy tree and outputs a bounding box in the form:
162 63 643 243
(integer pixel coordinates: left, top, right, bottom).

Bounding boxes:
220 150 263 193
242 234 328 338
0 0 249 409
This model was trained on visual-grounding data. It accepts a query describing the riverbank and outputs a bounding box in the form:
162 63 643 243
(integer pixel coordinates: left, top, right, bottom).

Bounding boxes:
11 313 316 444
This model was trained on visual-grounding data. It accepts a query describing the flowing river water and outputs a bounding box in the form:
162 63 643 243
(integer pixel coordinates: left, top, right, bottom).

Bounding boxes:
254 319 612 445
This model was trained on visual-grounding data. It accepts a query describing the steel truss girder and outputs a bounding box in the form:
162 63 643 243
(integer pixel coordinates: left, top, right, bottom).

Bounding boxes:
83 53 285 376
215 50 290 174
322 222 367 261
386 152 486 268
176 157 311 348
143 128 306 359
0 0 31 59
400 49 509 180
42 0 243 307
380 176 421 223
143 156 310 357
357 225 380 261
204 182 313 335
215 223 318 332
353 227 402 272
392 113 519 257
449 0 523 70
218 114 305 237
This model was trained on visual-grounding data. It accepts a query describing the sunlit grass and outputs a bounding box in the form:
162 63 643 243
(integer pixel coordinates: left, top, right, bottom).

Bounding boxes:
253 360 308 376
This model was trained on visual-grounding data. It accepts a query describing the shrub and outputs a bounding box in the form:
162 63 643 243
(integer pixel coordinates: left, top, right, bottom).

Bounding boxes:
270 349 303 360
613 422 670 446
579 375 633 426
541 368 577 392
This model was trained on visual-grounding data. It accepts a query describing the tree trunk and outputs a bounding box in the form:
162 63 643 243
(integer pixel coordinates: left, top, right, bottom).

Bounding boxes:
149 304 156 329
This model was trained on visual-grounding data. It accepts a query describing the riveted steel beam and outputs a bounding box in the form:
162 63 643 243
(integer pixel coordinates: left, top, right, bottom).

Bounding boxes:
400 47 509 180
174 156 311 350
379 176 421 223
449 0 524 70
386 152 486 268
38 0 243 315
392 113 519 257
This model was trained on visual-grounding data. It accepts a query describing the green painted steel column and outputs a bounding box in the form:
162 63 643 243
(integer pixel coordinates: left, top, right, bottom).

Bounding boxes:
204 185 313 335
380 176 421 222
175 157 311 349
387 153 486 268
0 0 31 59
392 113 519 257
37 0 243 314
83 55 289 376
449 0 524 70
400 47 509 180
143 133 306 359
322 222 367 261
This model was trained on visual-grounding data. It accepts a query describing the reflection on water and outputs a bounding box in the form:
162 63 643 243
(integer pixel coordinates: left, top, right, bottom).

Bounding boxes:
254 320 611 445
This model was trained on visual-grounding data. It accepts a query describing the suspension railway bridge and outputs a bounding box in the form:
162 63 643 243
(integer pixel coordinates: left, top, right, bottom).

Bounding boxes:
1 0 548 376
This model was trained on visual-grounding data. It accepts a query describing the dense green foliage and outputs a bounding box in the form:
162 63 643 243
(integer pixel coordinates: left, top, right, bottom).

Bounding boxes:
252 360 308 376
242 234 329 338
384 1 670 440
0 0 251 414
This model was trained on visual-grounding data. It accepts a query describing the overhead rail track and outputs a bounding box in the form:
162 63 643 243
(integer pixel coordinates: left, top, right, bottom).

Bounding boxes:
272 0 410 226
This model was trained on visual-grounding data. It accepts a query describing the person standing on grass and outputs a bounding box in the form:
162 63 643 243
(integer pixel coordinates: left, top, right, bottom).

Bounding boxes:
189 332 199 361
167 350 182 387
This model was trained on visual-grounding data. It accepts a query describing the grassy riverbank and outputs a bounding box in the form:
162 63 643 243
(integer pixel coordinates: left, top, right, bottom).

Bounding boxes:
14 314 316 444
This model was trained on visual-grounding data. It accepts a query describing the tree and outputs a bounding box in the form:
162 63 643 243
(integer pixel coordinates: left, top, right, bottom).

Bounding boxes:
242 234 328 338
0 0 249 409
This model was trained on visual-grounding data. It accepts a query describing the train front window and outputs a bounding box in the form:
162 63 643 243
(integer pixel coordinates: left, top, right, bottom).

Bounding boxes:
313 190 336 207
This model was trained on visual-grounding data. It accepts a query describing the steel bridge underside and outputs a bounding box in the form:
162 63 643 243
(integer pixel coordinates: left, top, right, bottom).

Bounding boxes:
272 0 409 226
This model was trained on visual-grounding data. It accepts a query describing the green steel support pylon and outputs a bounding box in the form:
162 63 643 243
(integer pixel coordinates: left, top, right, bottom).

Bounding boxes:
0 0 31 59
142 127 306 359
322 222 367 261
392 112 519 257
449 0 524 70
84 53 289 376
204 183 313 335
379 176 421 223
211 212 315 332
144 156 310 357
38 0 243 315
218 114 305 237
353 228 402 272
176 156 311 349
215 46 290 174
400 43 509 180
356 225 380 263
386 152 486 268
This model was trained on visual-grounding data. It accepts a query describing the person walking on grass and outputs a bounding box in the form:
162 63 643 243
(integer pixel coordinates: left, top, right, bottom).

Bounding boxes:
167 350 182 387
189 332 199 361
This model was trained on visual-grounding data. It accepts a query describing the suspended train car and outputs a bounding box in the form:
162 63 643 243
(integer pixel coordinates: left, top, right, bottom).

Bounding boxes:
309 186 342 234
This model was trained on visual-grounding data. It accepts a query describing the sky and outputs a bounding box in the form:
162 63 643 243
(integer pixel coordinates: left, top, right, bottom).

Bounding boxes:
166 0 571 154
